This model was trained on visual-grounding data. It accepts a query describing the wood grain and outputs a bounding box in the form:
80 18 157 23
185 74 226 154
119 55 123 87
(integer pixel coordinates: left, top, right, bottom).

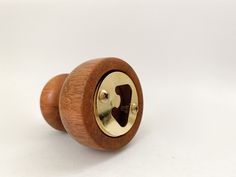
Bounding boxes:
59 58 143 150
40 74 68 132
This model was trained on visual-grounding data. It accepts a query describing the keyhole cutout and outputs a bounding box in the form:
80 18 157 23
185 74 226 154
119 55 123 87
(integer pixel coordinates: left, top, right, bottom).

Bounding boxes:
112 84 132 127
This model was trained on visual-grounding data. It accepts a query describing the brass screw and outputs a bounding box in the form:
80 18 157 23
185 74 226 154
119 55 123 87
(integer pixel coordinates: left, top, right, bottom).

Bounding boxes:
99 90 109 103
131 103 139 114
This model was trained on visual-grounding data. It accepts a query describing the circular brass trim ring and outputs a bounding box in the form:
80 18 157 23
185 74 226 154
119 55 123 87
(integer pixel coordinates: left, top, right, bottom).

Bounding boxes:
94 71 139 137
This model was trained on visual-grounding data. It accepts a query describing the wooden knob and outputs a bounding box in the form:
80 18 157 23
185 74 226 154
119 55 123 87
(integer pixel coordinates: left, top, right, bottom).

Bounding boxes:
40 57 143 151
40 74 68 131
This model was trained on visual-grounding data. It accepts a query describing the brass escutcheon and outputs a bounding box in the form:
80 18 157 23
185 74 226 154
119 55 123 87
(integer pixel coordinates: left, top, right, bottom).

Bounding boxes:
94 71 139 137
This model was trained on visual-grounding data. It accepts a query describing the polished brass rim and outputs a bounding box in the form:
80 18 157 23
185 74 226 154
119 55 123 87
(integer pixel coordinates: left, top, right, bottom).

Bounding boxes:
94 71 139 137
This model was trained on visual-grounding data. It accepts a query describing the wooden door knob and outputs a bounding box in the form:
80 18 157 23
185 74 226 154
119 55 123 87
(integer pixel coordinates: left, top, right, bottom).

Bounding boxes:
40 57 143 151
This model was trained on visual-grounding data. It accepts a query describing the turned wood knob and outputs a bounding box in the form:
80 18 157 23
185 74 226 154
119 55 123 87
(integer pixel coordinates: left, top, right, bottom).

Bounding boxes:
40 57 143 151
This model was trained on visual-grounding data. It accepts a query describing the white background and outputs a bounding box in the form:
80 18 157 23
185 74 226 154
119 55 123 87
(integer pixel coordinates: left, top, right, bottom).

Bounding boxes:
0 0 236 177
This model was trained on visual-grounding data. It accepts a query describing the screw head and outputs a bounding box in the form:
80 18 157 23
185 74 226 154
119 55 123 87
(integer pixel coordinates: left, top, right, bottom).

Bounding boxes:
99 90 109 103
131 103 139 114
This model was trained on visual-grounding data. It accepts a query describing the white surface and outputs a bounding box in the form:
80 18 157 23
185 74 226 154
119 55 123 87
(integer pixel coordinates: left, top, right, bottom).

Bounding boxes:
0 0 236 177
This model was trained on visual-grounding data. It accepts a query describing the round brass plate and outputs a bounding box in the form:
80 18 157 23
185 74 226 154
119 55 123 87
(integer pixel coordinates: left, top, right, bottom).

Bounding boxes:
94 71 139 137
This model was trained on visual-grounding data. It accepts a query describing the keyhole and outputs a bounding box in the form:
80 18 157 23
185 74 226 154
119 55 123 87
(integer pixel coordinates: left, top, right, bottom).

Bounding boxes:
112 84 132 127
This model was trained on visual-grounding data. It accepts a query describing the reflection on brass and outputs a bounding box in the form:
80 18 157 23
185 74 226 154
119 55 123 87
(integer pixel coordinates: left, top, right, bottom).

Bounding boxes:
94 72 139 137
99 90 109 103
131 103 139 114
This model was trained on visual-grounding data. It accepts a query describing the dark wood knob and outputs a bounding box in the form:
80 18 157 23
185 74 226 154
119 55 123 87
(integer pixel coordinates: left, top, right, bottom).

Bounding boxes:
40 57 143 151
